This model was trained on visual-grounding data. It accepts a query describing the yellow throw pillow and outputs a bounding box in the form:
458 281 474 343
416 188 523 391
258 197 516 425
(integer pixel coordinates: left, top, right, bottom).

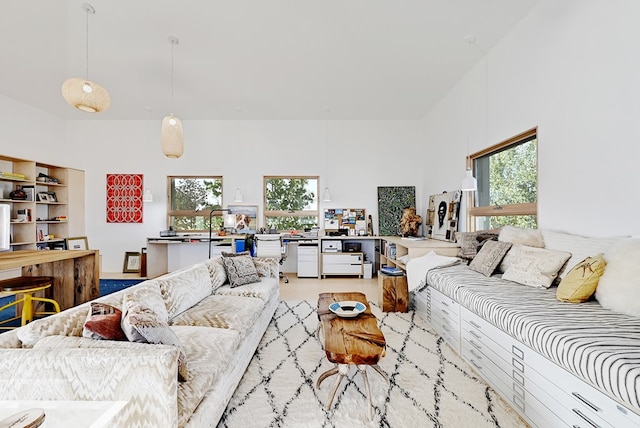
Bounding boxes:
556 255 606 303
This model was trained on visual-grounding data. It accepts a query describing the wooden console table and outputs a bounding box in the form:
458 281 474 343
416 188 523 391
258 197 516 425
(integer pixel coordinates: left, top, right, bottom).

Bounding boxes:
0 250 100 310
316 292 389 419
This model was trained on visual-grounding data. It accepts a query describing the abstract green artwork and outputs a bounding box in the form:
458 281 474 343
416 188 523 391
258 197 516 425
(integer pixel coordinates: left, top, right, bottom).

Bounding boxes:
377 186 416 236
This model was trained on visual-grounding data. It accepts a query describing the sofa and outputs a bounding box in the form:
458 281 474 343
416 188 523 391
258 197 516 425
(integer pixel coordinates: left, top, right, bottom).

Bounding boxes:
0 255 280 427
408 227 640 428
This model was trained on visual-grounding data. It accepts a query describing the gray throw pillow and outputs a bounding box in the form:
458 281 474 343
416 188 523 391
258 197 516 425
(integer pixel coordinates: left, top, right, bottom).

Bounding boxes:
222 254 260 287
469 240 512 276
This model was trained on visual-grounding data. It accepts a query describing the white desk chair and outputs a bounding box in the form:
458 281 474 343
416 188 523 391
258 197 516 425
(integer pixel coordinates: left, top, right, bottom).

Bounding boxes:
254 234 289 283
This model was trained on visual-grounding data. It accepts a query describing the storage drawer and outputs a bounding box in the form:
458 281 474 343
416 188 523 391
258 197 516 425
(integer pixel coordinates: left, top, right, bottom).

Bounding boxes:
462 342 512 401
526 347 640 428
322 253 363 276
430 288 459 317
461 310 517 379
322 253 362 265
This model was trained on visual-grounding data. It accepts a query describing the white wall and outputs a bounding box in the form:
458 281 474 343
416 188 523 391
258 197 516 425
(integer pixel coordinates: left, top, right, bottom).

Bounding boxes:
4 0 640 272
423 0 640 237
67 119 425 271
0 94 67 162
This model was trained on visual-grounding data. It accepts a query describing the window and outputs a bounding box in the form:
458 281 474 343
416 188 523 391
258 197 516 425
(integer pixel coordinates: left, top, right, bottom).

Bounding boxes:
469 128 537 230
264 176 319 231
167 176 223 232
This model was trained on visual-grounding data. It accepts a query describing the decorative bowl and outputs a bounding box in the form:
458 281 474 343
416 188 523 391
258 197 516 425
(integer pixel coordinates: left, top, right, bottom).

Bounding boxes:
328 301 366 318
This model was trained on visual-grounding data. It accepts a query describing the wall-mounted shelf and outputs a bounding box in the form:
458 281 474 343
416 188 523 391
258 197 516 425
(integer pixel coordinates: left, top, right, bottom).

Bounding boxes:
1 155 84 251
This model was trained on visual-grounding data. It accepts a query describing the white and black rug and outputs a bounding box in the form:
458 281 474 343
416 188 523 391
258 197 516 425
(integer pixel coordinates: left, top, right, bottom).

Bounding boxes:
217 300 527 428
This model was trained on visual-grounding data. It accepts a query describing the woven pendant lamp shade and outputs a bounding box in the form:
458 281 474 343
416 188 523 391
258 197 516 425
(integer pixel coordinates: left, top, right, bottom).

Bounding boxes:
61 78 110 113
161 115 184 158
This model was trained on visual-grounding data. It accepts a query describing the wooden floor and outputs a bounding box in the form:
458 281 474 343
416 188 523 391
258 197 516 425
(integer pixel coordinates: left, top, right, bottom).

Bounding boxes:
278 273 379 303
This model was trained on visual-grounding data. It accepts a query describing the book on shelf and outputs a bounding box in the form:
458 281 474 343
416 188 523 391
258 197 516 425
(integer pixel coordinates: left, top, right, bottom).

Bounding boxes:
380 266 404 276
0 171 27 180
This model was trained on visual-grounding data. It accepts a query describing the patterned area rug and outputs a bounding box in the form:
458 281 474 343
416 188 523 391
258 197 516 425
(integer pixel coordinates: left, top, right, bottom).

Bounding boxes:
217 300 527 428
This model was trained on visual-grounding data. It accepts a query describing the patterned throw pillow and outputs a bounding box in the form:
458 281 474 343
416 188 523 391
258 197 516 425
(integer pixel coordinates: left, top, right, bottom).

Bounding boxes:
502 246 571 289
204 257 227 290
557 255 606 303
252 257 278 278
222 254 260 287
457 231 499 261
82 302 126 341
468 240 512 276
121 293 189 381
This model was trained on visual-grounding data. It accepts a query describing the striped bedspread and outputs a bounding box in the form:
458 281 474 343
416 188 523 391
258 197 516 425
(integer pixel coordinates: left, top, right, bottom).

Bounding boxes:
424 264 640 412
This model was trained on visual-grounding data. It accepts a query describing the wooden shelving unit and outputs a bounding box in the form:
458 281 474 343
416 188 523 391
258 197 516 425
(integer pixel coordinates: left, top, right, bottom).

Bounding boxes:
0 155 84 251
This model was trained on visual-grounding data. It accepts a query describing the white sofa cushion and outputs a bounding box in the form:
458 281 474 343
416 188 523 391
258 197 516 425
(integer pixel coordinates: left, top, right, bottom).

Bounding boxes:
499 225 544 248
541 230 627 279
169 294 264 335
157 263 213 319
502 246 571 288
215 277 279 302
173 326 242 427
596 237 640 316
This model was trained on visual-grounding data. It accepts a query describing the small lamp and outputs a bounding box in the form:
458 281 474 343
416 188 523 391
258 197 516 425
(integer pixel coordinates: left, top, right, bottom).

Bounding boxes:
322 187 332 202
461 168 477 192
224 213 236 231
142 188 153 202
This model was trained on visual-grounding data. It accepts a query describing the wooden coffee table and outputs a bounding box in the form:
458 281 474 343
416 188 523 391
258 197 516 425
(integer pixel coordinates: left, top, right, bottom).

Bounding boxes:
316 292 389 419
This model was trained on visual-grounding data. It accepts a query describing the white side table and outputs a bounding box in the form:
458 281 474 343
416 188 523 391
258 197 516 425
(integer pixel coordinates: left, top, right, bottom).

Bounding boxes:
0 401 128 428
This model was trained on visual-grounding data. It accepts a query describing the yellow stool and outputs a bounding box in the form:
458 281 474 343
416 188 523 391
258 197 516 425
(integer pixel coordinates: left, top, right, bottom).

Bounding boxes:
0 276 60 329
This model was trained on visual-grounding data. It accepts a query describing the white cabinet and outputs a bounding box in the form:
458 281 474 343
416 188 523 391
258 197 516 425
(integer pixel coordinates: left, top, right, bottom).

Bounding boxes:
321 252 363 278
459 307 640 428
422 287 460 353
297 245 318 278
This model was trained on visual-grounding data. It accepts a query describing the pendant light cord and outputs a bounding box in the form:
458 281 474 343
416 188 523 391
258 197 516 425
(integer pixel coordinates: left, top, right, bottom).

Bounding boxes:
171 40 175 115
237 108 241 186
85 7 90 80
325 107 330 187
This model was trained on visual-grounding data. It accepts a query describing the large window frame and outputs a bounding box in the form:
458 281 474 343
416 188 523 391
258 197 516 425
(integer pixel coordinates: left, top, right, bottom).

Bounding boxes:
467 127 538 231
263 176 319 232
167 175 224 233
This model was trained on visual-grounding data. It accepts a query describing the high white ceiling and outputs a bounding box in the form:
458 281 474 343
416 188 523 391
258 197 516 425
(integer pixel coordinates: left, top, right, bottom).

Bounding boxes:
0 0 540 120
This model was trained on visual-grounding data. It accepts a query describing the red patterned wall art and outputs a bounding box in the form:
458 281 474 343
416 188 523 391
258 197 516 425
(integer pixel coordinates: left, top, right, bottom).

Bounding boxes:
106 174 143 223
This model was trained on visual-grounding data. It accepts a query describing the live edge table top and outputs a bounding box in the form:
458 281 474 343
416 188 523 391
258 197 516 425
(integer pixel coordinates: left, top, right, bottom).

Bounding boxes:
317 292 386 366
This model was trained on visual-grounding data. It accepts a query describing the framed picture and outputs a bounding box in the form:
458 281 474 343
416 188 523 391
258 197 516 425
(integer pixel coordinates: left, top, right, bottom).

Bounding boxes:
65 236 88 250
47 191 57 202
123 251 141 273
227 205 258 232
427 190 461 242
37 192 50 202
377 186 416 236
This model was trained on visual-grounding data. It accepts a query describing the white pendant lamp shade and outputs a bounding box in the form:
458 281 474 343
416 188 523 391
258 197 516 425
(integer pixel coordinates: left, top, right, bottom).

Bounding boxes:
161 115 184 158
62 3 110 113
162 35 183 158
234 188 243 203
61 78 110 112
322 187 331 202
461 167 477 191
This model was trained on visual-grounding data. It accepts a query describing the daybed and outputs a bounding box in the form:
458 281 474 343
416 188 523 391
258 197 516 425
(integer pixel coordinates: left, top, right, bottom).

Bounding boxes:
409 228 640 428
0 255 280 427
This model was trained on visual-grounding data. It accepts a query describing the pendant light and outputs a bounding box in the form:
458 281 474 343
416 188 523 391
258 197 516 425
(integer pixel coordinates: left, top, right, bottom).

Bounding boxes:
161 35 184 158
61 3 110 113
322 107 332 202
234 107 244 202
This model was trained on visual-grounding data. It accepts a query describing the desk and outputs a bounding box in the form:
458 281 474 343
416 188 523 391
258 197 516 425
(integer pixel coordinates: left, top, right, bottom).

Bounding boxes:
146 235 244 278
0 250 100 310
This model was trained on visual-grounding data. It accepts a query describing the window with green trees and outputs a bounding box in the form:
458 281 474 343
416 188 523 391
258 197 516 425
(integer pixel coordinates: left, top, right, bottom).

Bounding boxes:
264 176 319 231
167 176 223 232
469 128 537 230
